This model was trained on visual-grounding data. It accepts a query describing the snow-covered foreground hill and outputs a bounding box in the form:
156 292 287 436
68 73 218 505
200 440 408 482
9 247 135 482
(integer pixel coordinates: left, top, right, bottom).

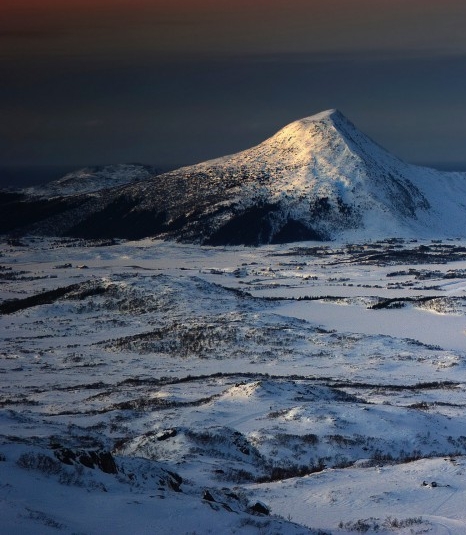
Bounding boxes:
1 236 466 533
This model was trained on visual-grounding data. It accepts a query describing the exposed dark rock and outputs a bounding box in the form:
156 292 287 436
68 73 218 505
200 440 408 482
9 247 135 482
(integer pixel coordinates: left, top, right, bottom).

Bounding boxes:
54 448 118 474
156 429 177 441
165 470 182 492
249 501 270 515
203 490 215 502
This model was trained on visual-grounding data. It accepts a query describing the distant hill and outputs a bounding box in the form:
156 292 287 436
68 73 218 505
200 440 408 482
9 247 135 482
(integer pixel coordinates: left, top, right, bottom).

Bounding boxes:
2 111 466 244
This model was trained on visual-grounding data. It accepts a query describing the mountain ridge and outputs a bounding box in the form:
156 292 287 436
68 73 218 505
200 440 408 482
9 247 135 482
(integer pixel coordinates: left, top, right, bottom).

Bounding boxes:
21 164 159 198
2 110 466 244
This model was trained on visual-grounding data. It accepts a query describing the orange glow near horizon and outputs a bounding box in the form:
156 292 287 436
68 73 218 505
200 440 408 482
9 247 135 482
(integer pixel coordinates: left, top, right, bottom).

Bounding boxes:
3 0 463 11
2 0 466 170
3 0 466 61
4 0 465 28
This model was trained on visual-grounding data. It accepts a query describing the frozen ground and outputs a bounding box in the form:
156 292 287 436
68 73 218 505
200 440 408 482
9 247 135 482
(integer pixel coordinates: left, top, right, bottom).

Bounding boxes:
1 236 466 534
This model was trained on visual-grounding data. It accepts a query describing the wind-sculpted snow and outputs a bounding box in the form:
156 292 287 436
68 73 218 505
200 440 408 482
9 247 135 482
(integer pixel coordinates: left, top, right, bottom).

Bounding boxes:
1 236 466 533
3 110 466 244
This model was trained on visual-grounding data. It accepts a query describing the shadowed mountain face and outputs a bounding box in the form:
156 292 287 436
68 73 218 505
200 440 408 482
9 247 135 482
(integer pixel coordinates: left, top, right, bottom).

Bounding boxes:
2 110 466 244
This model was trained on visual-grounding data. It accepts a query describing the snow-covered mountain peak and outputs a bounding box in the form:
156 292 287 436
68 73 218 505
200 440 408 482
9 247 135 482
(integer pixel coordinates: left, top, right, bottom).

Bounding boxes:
203 108 391 180
306 108 341 120
263 108 389 165
3 109 466 244
275 108 343 134
188 109 431 240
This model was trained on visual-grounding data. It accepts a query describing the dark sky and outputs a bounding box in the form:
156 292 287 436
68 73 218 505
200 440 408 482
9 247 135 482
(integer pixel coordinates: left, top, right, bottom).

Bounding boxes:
2 0 466 186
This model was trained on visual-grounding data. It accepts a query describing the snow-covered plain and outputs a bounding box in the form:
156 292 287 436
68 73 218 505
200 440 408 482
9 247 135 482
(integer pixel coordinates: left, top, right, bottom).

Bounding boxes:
1 236 466 534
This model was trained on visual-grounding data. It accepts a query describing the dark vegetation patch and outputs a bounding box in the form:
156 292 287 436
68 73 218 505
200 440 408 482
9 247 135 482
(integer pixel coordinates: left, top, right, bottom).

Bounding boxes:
111 393 219 412
185 428 262 460
0 193 83 234
409 401 464 410
21 167 237 241
271 219 323 244
53 391 222 416
17 452 63 476
329 379 459 391
0 190 26 203
369 295 438 310
111 373 460 395
0 266 28 281
309 195 356 225
0 397 40 408
106 322 240 356
206 204 279 246
344 243 466 266
278 241 466 266
387 267 466 280
0 282 108 314
339 516 425 532
44 372 460 397
46 373 457 418
272 246 337 257
68 196 169 239
103 316 302 357
256 458 328 483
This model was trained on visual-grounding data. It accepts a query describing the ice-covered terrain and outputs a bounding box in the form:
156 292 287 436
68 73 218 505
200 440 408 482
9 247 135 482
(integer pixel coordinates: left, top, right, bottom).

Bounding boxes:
2 110 466 243
1 236 466 533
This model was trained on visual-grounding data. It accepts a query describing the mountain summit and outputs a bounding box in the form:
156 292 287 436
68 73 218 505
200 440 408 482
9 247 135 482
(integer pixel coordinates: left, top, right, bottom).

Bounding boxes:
2 110 466 244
